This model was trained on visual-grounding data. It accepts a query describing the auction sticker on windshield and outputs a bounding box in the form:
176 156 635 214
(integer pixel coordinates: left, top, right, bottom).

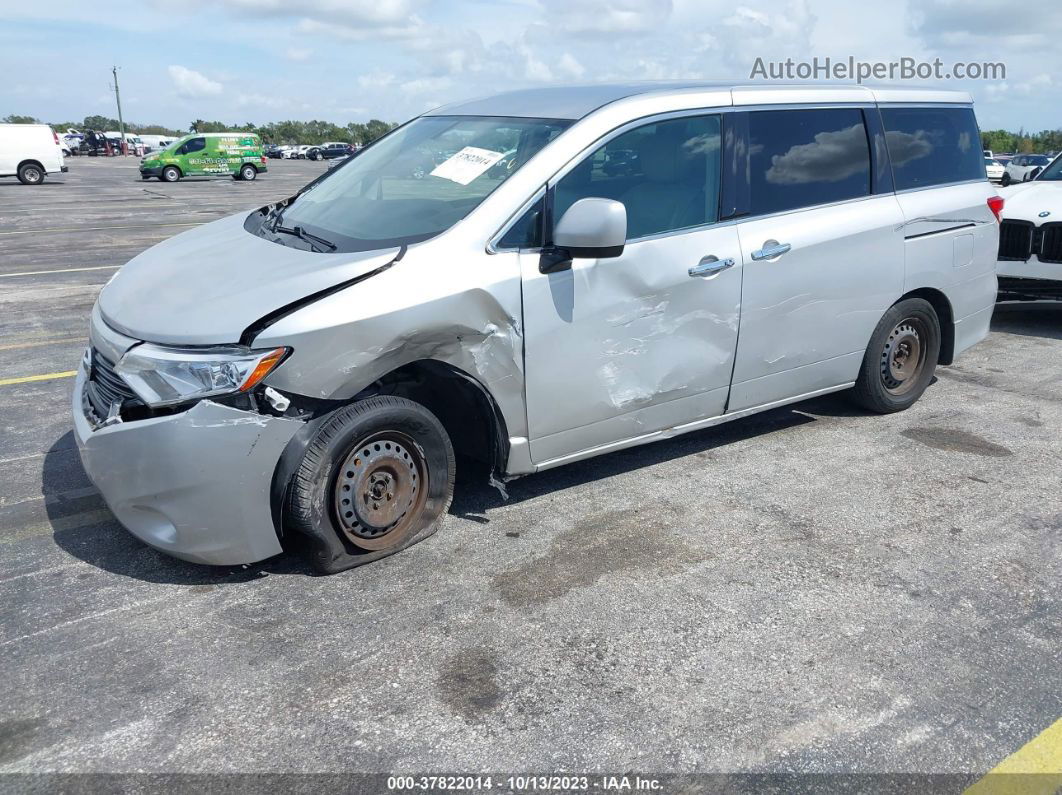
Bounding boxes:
430 147 505 185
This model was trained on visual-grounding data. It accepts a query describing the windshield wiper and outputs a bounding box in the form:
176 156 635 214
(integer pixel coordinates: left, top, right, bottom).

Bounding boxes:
272 224 336 252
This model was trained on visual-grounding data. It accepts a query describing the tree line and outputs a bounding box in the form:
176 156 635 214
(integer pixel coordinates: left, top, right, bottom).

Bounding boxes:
2 114 397 146
4 113 1060 154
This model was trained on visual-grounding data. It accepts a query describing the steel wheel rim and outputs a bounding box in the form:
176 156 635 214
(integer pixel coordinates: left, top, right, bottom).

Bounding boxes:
880 317 928 395
333 431 427 551
25 167 41 182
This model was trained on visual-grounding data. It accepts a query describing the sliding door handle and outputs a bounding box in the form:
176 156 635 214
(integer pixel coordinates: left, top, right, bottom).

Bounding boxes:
751 241 792 261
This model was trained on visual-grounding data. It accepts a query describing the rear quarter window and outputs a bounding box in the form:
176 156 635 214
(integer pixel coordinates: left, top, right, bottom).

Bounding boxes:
880 106 984 190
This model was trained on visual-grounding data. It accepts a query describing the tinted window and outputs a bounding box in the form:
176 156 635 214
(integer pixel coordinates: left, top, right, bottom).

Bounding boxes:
748 108 870 216
880 107 983 190
554 115 721 240
183 137 205 154
497 195 545 249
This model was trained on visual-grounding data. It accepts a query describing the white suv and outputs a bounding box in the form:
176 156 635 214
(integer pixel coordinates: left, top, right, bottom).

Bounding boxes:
1002 153 1052 185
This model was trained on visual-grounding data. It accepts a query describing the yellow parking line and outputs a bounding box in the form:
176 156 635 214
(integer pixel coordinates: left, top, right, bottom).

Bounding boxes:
0 371 77 387
0 265 119 278
965 718 1062 795
0 222 202 236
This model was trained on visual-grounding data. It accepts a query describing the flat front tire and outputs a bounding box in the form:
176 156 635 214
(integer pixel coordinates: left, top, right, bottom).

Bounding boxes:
161 166 180 182
17 163 44 185
285 396 455 574
850 297 941 413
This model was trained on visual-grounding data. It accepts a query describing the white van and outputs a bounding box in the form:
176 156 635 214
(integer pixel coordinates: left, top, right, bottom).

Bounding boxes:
140 134 176 154
0 123 67 184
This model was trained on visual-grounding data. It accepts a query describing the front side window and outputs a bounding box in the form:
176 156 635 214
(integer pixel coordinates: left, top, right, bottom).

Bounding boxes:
262 115 570 253
748 108 871 216
182 137 205 154
554 115 722 241
880 106 983 190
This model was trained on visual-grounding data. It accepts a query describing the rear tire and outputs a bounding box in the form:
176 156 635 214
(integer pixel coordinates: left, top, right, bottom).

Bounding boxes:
285 396 455 574
17 163 44 185
1001 172 1011 186
161 166 181 183
239 164 257 181
850 298 941 413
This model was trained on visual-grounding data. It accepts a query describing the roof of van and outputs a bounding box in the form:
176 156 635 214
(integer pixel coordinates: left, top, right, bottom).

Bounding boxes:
426 82 974 120
184 132 259 137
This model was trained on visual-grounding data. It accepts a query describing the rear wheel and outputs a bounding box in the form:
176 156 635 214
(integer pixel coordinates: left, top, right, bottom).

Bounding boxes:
1001 172 1011 186
238 164 257 181
17 163 44 185
850 298 941 413
161 166 181 182
285 396 455 573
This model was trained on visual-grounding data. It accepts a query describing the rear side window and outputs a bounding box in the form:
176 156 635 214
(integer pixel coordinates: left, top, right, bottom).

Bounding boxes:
880 107 983 190
747 108 871 216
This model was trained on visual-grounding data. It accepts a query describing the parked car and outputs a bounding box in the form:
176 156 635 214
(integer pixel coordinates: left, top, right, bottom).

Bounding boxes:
294 145 313 159
1002 153 1052 186
73 83 999 573
0 123 67 184
139 132 267 182
307 142 353 160
280 146 301 159
996 153 1062 300
264 144 284 158
985 157 1005 183
140 134 177 154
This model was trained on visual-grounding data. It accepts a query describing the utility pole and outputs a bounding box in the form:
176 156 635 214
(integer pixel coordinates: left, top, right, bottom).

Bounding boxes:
111 66 126 155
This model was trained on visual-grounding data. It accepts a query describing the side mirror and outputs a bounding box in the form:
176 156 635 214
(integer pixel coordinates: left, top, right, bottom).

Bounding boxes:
540 198 627 274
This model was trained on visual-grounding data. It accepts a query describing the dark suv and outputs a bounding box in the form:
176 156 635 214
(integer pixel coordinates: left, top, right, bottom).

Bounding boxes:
307 142 353 160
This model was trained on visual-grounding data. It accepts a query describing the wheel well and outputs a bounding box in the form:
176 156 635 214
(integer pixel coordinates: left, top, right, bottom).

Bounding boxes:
164 164 182 176
18 159 45 173
898 288 955 365
357 360 509 477
243 162 258 172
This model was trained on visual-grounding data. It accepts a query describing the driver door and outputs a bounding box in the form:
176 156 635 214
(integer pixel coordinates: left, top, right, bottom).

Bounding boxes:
518 114 743 465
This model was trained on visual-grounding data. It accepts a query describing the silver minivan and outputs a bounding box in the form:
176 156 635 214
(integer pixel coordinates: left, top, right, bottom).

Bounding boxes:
73 82 1002 573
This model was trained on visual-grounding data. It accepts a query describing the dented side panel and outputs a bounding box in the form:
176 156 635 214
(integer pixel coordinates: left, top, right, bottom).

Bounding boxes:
253 239 529 441
520 225 744 464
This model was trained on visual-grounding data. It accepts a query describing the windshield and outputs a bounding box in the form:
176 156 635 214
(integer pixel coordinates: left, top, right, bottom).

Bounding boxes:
261 115 570 252
1035 155 1062 181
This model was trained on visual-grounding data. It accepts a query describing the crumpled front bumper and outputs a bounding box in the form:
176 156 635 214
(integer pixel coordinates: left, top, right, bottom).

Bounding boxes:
72 365 303 565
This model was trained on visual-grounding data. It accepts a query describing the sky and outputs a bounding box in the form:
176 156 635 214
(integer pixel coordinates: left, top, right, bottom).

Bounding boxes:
1 0 1059 132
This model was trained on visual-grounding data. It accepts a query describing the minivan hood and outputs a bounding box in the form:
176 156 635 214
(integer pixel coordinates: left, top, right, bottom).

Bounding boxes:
98 212 399 346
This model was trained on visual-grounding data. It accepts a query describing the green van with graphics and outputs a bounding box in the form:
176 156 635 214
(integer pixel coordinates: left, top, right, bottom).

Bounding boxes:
139 132 267 182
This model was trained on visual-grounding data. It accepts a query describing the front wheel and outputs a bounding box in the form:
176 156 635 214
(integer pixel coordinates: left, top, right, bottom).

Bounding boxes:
161 166 181 182
285 396 455 574
850 298 941 413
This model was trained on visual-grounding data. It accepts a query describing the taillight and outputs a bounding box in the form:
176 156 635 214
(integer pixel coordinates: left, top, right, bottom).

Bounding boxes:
987 195 1004 223
52 130 59 146
261 156 267 163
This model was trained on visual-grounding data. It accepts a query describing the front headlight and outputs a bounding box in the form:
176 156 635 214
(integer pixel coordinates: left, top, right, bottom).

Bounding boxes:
115 343 289 407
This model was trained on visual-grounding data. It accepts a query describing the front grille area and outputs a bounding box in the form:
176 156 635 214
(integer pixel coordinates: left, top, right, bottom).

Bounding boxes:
85 349 137 423
998 220 1034 261
1040 224 1062 264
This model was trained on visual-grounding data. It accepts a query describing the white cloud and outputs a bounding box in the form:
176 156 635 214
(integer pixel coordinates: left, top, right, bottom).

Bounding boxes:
284 47 312 61
167 65 223 98
539 0 673 34
213 0 420 25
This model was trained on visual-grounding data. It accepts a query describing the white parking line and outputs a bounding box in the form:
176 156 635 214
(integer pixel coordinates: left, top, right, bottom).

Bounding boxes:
0 265 119 278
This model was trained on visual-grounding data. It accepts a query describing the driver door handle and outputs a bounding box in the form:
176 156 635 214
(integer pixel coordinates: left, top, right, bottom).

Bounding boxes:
688 256 735 277
751 241 792 261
